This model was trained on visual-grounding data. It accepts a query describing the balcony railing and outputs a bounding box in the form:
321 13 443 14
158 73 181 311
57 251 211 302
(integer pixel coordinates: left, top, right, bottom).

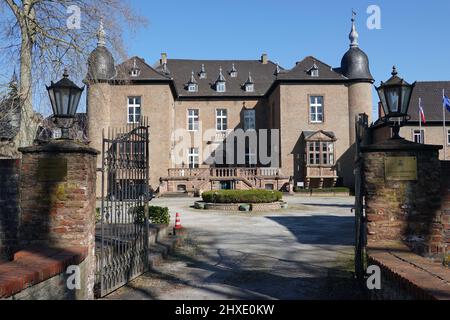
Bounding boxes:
168 167 282 178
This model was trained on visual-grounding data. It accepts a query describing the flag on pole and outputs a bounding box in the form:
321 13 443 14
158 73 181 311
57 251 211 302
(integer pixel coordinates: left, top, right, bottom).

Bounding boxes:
419 99 426 124
443 95 450 112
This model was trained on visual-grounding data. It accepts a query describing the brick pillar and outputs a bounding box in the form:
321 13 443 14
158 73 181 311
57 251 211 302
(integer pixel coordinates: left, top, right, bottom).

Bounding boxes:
18 140 99 299
0 159 20 261
362 138 445 260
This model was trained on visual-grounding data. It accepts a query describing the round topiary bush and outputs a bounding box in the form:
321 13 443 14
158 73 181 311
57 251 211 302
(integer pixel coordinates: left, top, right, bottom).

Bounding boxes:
202 189 283 204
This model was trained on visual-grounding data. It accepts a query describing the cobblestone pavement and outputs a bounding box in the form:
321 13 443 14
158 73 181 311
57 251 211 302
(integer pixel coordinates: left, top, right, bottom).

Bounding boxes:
104 196 365 300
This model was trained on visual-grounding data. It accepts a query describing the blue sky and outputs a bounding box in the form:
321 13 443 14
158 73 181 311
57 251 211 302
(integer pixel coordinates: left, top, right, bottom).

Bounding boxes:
120 0 450 117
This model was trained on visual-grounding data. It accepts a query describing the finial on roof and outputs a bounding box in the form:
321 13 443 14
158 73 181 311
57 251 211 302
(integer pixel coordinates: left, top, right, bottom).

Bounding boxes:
349 10 359 48
392 65 398 76
97 19 106 47
63 68 69 78
133 58 137 68
231 63 237 72
199 64 207 78
189 70 197 84
245 72 254 84
162 62 170 75
217 66 226 82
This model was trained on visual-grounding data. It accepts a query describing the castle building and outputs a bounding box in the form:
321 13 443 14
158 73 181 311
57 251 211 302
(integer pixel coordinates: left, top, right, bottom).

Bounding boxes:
86 17 373 195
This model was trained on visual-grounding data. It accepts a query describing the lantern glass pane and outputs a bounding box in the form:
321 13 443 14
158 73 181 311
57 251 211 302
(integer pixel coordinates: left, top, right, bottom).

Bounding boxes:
377 87 389 116
400 85 412 114
386 87 400 113
69 89 82 116
47 88 57 115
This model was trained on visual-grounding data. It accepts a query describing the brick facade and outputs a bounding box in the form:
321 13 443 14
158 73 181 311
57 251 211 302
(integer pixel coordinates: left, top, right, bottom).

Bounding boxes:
0 159 20 261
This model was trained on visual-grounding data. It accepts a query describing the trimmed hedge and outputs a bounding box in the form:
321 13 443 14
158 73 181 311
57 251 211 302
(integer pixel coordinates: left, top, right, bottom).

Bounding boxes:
129 205 170 224
202 190 282 204
294 187 350 193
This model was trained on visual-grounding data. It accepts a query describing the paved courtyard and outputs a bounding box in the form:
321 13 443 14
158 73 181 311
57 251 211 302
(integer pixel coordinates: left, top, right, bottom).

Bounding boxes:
104 195 364 300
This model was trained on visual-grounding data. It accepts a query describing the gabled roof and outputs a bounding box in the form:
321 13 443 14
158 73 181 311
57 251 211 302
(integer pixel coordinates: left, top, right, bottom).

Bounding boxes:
277 56 347 81
303 130 336 141
113 56 171 81
407 81 450 122
154 59 279 97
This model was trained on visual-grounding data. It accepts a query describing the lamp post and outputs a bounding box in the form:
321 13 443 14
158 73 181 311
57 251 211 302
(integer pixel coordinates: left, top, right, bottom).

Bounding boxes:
46 69 84 140
376 66 415 139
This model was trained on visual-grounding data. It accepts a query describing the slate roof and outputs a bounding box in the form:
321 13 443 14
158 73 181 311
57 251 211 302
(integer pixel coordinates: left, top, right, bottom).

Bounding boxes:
404 81 450 122
112 55 351 98
277 56 347 81
154 59 279 97
113 56 171 81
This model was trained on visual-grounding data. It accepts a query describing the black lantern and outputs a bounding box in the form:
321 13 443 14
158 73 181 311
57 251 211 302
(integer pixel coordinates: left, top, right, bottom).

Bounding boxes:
46 69 84 139
376 66 415 139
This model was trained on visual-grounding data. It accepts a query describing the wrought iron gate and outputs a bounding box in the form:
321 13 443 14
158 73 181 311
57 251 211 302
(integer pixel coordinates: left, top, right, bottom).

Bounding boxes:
354 114 369 282
98 118 150 297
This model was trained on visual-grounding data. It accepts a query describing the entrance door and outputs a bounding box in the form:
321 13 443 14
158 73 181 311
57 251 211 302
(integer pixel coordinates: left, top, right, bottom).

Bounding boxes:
220 181 232 190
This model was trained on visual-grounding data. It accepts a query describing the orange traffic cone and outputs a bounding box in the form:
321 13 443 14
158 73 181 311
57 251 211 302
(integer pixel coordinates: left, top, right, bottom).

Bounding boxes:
174 212 182 230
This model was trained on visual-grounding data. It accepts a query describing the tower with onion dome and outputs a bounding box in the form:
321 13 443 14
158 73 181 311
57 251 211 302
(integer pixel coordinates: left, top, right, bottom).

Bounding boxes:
341 12 374 144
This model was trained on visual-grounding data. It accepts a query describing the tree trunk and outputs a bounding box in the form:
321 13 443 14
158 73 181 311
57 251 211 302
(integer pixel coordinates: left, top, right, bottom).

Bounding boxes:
14 16 38 151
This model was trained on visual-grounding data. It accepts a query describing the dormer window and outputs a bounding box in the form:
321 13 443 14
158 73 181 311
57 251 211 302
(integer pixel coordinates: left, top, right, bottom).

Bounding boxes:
216 82 226 93
308 62 319 77
131 69 140 77
186 70 198 92
130 58 141 77
199 64 207 79
188 84 198 92
215 67 226 93
229 63 237 78
243 72 254 92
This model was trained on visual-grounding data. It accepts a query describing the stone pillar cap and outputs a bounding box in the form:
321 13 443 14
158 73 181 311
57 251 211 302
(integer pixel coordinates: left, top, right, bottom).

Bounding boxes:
361 138 443 153
19 140 100 155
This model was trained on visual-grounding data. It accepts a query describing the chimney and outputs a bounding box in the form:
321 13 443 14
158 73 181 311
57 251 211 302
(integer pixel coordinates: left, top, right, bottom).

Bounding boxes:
160 53 167 65
261 53 268 64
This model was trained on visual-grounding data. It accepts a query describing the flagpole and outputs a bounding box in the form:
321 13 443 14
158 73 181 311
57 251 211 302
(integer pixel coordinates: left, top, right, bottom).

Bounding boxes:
444 89 447 160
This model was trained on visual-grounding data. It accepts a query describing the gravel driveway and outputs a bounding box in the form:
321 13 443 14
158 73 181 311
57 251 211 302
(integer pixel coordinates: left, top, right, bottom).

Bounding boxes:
104 196 365 300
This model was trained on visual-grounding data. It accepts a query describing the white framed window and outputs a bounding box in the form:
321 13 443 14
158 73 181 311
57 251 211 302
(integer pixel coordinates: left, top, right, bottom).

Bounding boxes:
310 96 324 123
131 69 139 77
52 128 62 139
245 147 257 166
447 130 450 145
245 84 254 92
216 109 228 131
188 148 199 169
308 141 334 166
188 109 199 131
244 109 256 130
127 96 141 123
311 69 319 77
413 129 424 144
188 83 198 92
216 82 226 93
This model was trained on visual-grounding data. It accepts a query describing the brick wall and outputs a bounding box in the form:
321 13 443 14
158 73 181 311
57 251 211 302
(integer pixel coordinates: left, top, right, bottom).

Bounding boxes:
363 140 446 260
440 161 450 264
0 159 20 261
0 247 89 300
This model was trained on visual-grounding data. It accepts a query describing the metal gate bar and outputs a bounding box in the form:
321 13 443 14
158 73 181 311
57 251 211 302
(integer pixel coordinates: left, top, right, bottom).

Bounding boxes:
99 117 149 297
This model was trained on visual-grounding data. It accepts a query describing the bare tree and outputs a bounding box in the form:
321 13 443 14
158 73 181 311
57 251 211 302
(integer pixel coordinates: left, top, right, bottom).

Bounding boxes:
0 0 147 150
